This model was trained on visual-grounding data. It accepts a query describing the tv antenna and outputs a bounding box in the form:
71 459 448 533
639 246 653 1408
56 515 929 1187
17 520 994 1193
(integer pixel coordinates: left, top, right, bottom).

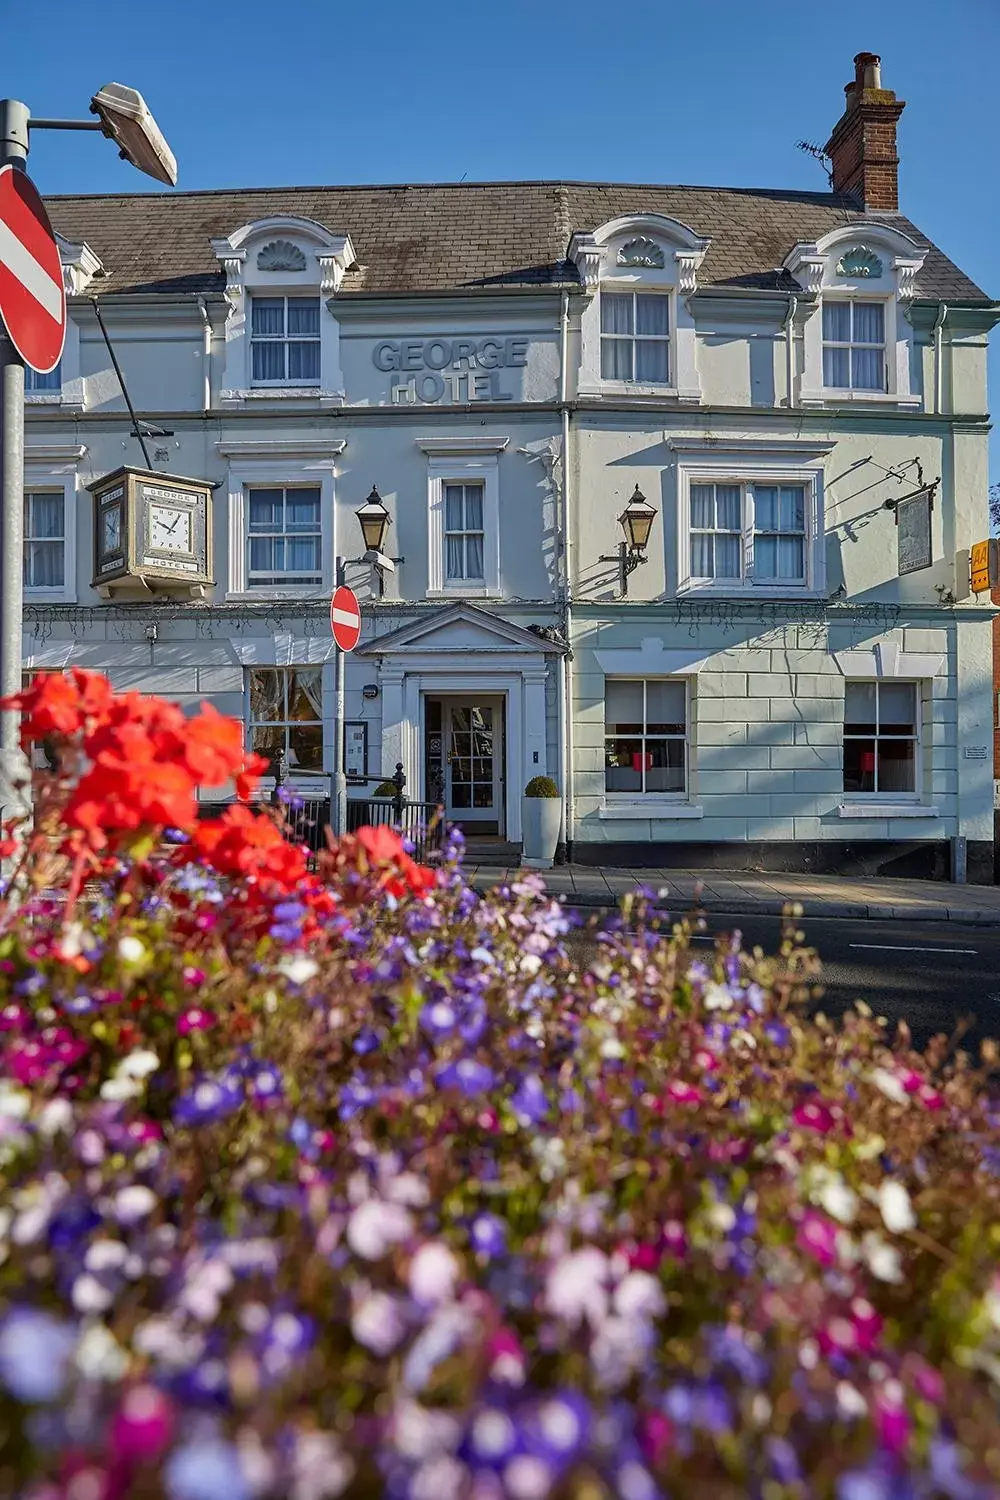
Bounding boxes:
796 140 833 186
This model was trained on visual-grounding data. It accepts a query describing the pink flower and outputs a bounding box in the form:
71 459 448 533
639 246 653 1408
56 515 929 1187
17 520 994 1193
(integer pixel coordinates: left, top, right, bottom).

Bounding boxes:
875 1380 910 1454
178 1007 216 1035
918 1084 944 1111
664 1079 702 1106
488 1327 526 1386
622 1240 660 1272
796 1210 839 1267
660 1220 688 1260
111 1384 174 1462
693 1049 719 1072
183 966 207 986
639 1411 674 1465
792 1098 838 1134
848 1296 883 1352
898 1069 923 1094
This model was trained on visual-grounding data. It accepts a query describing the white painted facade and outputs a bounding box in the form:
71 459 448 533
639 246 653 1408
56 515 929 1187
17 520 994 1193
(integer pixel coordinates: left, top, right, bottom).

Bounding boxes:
23 204 998 876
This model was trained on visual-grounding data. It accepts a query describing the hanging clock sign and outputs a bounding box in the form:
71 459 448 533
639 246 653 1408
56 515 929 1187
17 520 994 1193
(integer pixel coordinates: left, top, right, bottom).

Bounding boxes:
90 466 214 591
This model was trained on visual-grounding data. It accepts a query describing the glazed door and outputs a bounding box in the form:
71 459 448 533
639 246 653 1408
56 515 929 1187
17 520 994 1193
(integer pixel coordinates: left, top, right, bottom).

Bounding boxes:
444 699 503 832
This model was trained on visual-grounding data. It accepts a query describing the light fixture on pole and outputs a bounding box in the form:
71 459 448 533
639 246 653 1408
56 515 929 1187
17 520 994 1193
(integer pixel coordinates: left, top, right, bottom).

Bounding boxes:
0 85 177 850
353 485 403 597
600 485 658 597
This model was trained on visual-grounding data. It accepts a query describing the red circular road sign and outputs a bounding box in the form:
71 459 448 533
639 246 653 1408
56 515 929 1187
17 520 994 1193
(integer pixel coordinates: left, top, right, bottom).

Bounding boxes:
0 165 66 375
330 585 362 652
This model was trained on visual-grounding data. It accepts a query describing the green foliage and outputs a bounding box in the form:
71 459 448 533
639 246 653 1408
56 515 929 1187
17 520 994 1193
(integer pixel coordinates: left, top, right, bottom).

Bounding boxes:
523 774 559 797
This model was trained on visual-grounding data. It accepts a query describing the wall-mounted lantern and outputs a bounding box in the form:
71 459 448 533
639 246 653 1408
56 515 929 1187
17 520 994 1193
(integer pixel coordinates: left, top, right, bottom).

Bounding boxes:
601 484 658 597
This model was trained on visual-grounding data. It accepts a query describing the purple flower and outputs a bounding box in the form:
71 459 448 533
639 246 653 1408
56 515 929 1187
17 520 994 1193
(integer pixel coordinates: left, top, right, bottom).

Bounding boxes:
470 1214 507 1257
509 1074 549 1126
248 1065 283 1105
174 1073 243 1126
339 1077 378 1119
0 1307 78 1403
464 1407 518 1466
165 1438 249 1500
437 1058 496 1096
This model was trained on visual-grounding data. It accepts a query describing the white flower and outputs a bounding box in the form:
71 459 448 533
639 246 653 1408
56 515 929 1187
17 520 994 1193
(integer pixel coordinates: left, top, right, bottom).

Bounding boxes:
384 1172 430 1208
870 1068 909 1105
75 1321 128 1381
278 955 318 985
530 1136 567 1182
408 1242 460 1306
37 1099 73 1137
520 954 542 976
409 1456 467 1500
0 1084 30 1121
114 1185 157 1224
117 935 146 965
118 1049 160 1080
291 1429 354 1500
836 1381 869 1420
100 1076 144 1103
346 1199 413 1261
72 1273 114 1313
503 1456 552 1500
703 982 735 1012
351 1291 406 1356
613 1270 666 1321
817 1175 859 1225
600 1037 626 1060
545 1247 608 1327
878 1179 916 1234
707 1201 736 1233
983 1284 1000 1333
862 1231 904 1283
12 1204 51 1246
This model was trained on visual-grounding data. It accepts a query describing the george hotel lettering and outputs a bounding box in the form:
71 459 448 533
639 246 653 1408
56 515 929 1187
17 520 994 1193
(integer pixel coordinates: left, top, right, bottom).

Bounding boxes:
373 336 528 404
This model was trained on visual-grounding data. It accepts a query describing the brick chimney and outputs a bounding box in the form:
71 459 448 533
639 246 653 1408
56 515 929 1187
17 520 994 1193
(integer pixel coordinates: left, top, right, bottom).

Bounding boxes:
824 52 906 210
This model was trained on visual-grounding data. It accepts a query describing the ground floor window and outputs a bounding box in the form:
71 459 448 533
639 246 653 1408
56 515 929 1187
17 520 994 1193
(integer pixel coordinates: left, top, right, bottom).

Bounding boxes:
843 680 919 796
246 667 324 777
604 678 687 797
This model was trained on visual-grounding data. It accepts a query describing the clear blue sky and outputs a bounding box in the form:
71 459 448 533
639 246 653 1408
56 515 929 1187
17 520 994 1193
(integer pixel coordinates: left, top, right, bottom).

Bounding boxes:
6 0 999 477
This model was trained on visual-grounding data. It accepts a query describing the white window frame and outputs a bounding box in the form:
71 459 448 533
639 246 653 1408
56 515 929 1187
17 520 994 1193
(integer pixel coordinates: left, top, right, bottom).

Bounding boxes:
599 287 672 387
821 295 890 395
22 445 84 604
842 678 921 804
673 442 831 599
23 489 68 596
249 295 321 388
417 437 507 598
244 665 326 787
244 482 324 590
442 480 487 586
604 676 690 805
223 448 341 601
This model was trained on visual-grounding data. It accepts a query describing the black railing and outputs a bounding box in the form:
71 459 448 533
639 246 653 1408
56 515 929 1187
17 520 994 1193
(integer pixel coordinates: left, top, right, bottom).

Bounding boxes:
268 756 444 863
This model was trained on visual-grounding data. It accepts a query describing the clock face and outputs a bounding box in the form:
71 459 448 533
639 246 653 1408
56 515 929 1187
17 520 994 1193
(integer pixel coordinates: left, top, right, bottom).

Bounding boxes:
148 503 192 554
102 504 122 555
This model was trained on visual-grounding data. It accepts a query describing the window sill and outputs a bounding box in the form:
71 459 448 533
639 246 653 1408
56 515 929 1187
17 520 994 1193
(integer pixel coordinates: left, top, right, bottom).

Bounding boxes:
800 389 920 408
226 588 328 603
677 582 824 600
580 382 701 404
837 803 939 820
24 589 77 605
426 586 503 600
599 802 704 820
24 393 63 405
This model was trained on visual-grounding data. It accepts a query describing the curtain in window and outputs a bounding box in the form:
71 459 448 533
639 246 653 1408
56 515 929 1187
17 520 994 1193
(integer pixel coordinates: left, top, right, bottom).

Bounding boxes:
287 300 319 336
822 303 851 342
635 295 668 336
636 342 668 383
852 347 884 390
716 485 741 531
465 534 484 580
24 543 63 588
252 343 285 382
823 347 850 387
288 342 320 382
27 493 63 538
601 294 633 335
852 302 884 344
251 300 284 336
286 491 320 531
23 494 64 588
292 667 323 718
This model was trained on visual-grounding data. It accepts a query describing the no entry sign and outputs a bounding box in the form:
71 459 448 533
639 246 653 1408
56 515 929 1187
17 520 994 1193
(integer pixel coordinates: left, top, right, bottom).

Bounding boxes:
331 585 361 652
0 165 66 374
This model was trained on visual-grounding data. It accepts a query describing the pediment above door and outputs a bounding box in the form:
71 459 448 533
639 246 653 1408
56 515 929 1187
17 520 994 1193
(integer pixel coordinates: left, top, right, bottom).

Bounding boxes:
357 602 566 658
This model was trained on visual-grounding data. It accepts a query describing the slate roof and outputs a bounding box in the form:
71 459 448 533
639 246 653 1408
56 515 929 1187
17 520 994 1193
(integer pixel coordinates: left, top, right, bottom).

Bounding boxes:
45 179 990 303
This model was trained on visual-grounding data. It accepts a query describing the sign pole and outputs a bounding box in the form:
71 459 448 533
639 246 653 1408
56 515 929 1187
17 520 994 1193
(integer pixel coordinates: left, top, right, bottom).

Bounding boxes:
332 556 347 839
0 100 31 833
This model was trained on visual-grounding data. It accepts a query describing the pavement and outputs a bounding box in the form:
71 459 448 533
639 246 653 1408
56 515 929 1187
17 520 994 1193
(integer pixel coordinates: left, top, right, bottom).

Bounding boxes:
463 863 1000 926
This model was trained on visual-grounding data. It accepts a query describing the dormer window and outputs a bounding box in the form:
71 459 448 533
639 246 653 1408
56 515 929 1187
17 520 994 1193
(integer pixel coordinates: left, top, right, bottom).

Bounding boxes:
821 300 886 391
212 216 355 406
569 213 710 404
784 225 925 408
250 296 320 385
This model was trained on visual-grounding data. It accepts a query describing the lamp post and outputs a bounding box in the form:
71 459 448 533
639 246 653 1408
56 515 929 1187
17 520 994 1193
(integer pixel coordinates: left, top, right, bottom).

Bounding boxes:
332 487 402 835
0 85 176 837
600 484 658 597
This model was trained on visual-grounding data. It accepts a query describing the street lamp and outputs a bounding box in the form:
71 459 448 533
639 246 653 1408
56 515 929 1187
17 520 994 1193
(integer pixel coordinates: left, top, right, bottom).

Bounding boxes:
0 85 177 836
601 485 658 597
356 485 391 555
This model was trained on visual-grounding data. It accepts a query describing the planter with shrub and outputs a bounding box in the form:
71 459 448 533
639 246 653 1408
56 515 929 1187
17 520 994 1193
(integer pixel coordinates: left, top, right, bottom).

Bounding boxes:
521 773 561 868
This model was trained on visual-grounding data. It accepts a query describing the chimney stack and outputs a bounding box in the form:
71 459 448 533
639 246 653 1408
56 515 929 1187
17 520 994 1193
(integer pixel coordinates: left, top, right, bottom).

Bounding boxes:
824 52 905 211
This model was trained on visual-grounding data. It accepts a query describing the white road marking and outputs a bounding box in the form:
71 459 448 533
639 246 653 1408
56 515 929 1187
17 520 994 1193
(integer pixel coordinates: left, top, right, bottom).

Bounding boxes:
0 216 62 321
849 943 978 956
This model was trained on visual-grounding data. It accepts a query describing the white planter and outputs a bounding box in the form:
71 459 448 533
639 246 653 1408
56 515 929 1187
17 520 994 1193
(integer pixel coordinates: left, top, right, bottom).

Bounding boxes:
521 795 561 868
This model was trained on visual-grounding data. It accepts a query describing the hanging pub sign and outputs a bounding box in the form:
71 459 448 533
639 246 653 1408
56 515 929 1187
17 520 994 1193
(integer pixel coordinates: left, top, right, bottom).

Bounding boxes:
89 466 214 592
970 538 1000 594
892 485 934 576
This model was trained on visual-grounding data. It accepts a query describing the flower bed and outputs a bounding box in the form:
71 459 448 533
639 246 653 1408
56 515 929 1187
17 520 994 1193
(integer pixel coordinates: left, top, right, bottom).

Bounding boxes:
0 672 999 1499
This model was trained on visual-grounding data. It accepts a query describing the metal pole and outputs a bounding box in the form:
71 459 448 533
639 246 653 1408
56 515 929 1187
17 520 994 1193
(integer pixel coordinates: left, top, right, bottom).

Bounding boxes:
332 556 347 838
0 101 32 836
